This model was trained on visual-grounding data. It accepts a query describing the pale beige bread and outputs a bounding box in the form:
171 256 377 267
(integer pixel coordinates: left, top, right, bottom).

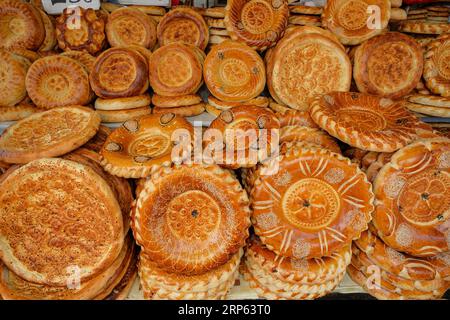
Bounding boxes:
153 103 205 117
404 101 450 117
106 8 157 49
407 94 450 108
60 51 96 73
0 104 38 122
372 138 450 257
0 158 124 286
205 17 226 29
100 114 194 179
268 28 351 110
96 107 152 123
0 50 30 107
209 28 229 36
310 92 421 152
26 56 92 109
37 8 56 52
289 5 323 15
139 249 241 299
205 103 222 117
321 0 391 45
208 96 269 110
390 8 407 21
224 0 289 51
423 36 450 97
95 94 152 111
398 21 450 35
152 94 202 108
353 32 424 99
288 15 321 26
391 0 402 8
132 163 251 275
0 106 100 164
250 145 374 259
198 7 226 18
0 0 45 50
209 35 231 44
157 7 209 50
0 234 133 300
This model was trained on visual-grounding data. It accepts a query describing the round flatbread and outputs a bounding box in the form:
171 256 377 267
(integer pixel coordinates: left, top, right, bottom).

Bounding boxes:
0 50 30 107
206 105 280 169
276 110 319 128
106 7 157 49
373 138 450 257
90 47 149 99
322 0 390 45
250 145 374 259
310 92 420 152
0 106 100 164
95 94 152 111
424 36 450 97
268 29 351 110
224 0 289 51
0 104 38 122
100 114 193 178
204 40 265 102
354 32 424 99
133 163 250 275
0 158 123 286
26 56 92 109
152 94 202 108
96 106 152 123
288 15 321 26
55 7 106 55
205 103 222 117
157 7 209 50
289 5 323 15
0 0 45 50
149 43 203 97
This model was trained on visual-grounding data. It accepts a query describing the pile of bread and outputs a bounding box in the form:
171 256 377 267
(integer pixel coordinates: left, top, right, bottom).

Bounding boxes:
0 0 449 300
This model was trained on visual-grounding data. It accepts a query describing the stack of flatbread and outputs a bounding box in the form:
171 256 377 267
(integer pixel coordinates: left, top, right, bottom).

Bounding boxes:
288 5 323 27
0 106 137 300
198 7 232 49
398 5 450 34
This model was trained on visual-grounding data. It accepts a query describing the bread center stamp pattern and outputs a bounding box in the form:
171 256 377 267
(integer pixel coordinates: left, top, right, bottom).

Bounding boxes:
282 178 341 231
166 190 221 242
225 0 288 50
250 146 373 259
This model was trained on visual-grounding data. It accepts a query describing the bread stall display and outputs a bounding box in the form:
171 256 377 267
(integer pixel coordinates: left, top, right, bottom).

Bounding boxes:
0 0 449 301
